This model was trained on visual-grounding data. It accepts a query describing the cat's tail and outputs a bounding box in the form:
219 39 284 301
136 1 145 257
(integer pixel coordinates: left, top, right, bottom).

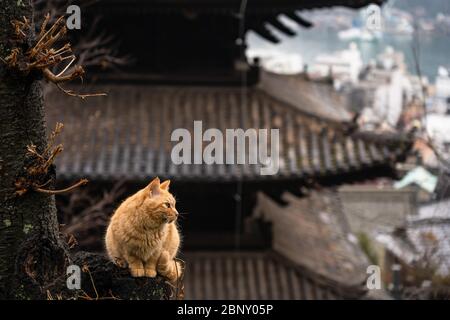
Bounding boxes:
157 251 182 281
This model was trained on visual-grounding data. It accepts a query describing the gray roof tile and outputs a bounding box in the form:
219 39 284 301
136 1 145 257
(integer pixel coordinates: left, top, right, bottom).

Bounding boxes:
45 85 407 181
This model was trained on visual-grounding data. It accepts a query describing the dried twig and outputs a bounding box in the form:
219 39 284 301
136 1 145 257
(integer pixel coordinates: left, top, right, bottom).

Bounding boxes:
3 13 105 99
15 123 88 196
33 0 131 74
35 179 88 195
60 181 127 250
56 83 106 99
77 264 120 300
66 233 78 249
81 265 99 300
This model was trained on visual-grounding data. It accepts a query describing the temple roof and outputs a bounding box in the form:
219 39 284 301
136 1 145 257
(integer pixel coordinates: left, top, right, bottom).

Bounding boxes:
259 71 352 122
182 251 367 299
99 0 384 11
89 0 386 43
45 74 408 182
253 191 369 286
181 186 373 300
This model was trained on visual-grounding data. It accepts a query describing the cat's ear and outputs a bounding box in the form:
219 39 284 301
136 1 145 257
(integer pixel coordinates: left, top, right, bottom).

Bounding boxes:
160 180 170 191
146 177 161 197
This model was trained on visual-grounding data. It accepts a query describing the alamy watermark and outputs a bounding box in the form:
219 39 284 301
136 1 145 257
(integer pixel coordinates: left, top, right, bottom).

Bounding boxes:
365 4 382 32
66 5 81 30
170 121 280 175
366 265 381 290
66 264 81 290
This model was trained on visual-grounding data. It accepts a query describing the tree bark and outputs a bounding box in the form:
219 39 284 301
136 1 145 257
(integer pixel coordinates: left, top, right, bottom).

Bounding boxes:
0 0 68 299
0 1 181 300
51 252 179 300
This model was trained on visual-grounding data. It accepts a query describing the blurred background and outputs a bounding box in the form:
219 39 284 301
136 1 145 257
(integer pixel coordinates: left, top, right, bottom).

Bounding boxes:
40 0 450 299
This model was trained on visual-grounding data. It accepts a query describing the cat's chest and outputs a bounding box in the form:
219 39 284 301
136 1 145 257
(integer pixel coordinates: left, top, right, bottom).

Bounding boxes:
130 229 165 256
143 231 164 249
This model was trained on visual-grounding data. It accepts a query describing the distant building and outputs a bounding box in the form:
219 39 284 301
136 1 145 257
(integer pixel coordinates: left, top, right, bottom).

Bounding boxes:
308 42 363 85
376 199 450 286
425 114 450 158
352 47 419 130
433 66 450 114
246 49 304 75
339 184 417 235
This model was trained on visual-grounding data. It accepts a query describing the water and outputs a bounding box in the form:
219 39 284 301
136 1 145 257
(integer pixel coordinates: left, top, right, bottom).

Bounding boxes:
248 28 450 80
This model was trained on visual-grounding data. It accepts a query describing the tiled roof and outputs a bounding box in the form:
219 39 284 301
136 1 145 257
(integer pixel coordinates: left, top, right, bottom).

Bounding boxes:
259 71 352 122
99 0 383 9
182 251 366 300
377 203 450 276
45 83 407 181
253 191 369 286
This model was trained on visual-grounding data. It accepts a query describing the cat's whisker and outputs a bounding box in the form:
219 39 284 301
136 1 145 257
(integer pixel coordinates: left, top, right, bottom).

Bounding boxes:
175 212 188 220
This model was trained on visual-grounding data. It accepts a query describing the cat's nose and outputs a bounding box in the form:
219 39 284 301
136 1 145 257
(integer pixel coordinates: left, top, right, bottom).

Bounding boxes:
174 210 179 217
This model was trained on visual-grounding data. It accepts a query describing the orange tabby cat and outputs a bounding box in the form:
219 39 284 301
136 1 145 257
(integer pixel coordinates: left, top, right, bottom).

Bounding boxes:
105 177 182 280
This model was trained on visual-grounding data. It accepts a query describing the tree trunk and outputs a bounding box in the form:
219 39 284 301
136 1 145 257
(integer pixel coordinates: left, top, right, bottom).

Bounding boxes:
0 1 181 300
0 0 68 299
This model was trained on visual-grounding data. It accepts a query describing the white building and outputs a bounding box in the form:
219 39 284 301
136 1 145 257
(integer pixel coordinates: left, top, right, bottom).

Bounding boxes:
433 67 450 114
359 69 413 128
307 42 363 85
426 114 450 147
246 48 304 75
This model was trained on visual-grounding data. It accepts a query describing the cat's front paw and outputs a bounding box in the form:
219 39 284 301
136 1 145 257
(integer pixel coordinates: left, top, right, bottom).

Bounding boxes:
144 268 157 278
130 268 145 277
113 257 127 268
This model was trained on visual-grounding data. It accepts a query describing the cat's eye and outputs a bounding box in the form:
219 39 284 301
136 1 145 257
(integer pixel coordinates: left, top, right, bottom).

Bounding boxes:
163 202 171 208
